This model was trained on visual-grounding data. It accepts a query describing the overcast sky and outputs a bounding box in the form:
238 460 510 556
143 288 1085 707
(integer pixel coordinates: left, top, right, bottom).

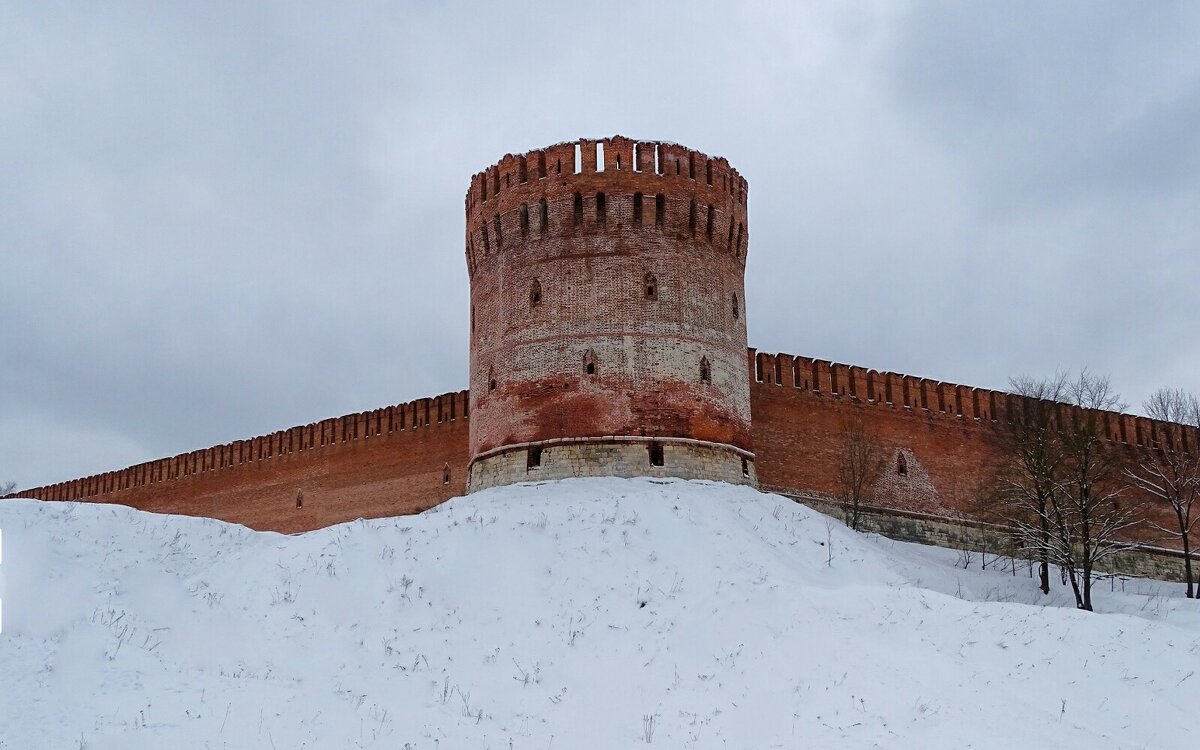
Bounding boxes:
3 2 1199 489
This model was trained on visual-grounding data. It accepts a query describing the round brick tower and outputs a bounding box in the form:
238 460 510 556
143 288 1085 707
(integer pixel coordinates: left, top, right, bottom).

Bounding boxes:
465 136 755 492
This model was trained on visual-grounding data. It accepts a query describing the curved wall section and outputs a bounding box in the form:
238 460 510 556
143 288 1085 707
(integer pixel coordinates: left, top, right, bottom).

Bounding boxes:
465 136 755 491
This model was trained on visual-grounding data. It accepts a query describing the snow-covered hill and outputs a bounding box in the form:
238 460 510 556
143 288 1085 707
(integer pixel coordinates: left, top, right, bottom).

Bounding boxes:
1 478 1196 748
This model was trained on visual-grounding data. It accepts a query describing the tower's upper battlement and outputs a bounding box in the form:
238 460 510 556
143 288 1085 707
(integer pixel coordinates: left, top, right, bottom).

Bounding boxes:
465 136 747 210
463 136 750 278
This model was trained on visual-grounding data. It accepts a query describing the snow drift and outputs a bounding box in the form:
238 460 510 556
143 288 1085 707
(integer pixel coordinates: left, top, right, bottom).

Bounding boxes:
0 478 1196 748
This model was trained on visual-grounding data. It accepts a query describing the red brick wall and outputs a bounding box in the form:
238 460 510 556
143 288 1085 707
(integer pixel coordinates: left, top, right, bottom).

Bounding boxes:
8 392 469 533
8 358 1195 544
749 351 1004 516
749 350 1193 545
465 137 753 467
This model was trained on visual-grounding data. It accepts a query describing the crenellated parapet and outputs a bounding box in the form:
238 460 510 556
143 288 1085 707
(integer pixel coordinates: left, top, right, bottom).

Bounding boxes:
5 390 470 502
463 136 749 279
466 137 755 491
749 349 1200 452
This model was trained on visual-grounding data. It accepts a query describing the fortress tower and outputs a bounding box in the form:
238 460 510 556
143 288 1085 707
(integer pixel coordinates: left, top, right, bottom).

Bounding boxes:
465 136 756 491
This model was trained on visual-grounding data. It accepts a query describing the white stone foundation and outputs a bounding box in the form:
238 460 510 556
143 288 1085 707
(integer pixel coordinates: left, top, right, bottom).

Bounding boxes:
468 437 757 492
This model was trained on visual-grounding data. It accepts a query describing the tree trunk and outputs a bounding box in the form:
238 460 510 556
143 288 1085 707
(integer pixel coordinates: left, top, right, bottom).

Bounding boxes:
1038 502 1051 595
1065 565 1085 609
1081 559 1094 612
1182 532 1194 599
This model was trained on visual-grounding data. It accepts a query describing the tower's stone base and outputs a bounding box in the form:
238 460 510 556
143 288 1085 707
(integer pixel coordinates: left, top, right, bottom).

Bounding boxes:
467 437 757 493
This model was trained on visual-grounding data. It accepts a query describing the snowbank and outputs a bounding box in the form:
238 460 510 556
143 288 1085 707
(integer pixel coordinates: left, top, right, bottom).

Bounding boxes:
0 478 1196 748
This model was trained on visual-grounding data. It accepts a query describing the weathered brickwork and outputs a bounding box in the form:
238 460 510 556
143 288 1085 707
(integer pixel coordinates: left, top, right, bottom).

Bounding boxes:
5 135 1197 581
469 438 756 489
749 349 1198 551
7 349 1197 577
466 137 754 491
5 393 469 533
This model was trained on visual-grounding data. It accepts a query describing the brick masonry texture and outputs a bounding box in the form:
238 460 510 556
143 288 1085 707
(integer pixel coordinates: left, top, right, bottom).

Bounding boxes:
5 136 1198 579
465 137 753 490
7 393 470 533
7 349 1198 576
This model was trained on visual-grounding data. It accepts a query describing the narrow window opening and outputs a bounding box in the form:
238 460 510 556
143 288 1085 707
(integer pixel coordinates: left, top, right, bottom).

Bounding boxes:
644 272 658 300
732 293 739 320
539 198 548 232
527 446 543 469
689 157 696 180
700 356 712 383
654 143 661 175
615 153 622 170
296 489 304 509
633 192 643 226
706 205 714 239
706 161 712 185
530 278 541 307
442 464 451 485
574 193 583 227
493 214 502 248
632 143 639 172
583 349 597 376
574 144 582 174
726 221 735 250
897 454 907 476
482 224 490 255
488 366 496 392
556 158 562 174
648 443 664 467
655 194 665 226
520 204 529 237
688 200 697 234
493 170 500 195
518 156 527 183
741 458 750 478
595 142 604 171
538 152 547 178
596 192 606 225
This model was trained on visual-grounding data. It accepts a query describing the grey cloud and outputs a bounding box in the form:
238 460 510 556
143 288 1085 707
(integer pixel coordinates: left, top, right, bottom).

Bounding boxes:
2 2 1198 488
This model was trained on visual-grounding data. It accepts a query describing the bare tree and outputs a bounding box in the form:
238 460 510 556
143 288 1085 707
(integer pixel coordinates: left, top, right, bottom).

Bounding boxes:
1047 371 1141 611
1125 388 1200 598
997 372 1142 610
0 480 15 496
995 374 1068 595
837 417 883 531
